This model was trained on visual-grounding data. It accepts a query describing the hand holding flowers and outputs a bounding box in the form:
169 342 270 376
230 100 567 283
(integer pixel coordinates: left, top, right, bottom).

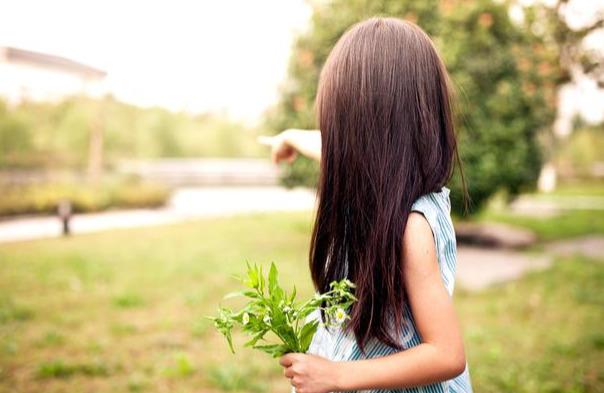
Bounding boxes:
209 262 357 358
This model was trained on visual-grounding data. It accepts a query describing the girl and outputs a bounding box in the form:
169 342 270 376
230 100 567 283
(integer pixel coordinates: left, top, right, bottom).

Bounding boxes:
262 17 472 393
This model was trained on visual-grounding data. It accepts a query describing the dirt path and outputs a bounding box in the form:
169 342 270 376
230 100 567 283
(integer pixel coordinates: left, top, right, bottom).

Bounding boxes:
545 235 604 260
1 188 601 292
456 247 552 291
456 235 604 291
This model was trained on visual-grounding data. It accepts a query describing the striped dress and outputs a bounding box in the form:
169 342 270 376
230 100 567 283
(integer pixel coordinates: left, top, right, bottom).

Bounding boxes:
307 187 473 393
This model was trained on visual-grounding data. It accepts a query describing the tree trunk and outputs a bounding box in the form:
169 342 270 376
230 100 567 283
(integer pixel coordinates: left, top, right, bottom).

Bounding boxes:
87 102 104 184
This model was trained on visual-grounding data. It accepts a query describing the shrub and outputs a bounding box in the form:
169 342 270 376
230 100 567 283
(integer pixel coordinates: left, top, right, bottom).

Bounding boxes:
266 0 558 214
0 96 264 170
0 180 169 217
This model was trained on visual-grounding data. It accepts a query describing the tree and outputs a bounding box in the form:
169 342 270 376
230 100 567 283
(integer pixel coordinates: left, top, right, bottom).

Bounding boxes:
266 0 557 214
0 101 32 168
513 0 604 187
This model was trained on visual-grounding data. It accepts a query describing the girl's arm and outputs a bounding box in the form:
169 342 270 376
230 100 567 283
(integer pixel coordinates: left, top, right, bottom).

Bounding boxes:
258 129 321 163
280 212 466 393
332 212 466 389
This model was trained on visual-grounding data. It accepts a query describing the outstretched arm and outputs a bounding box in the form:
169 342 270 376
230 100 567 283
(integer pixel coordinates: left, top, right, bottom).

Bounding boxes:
258 129 321 163
280 212 466 393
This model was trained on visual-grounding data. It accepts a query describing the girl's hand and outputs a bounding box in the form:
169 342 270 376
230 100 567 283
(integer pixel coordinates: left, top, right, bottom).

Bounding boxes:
258 129 322 163
258 131 298 164
279 353 339 393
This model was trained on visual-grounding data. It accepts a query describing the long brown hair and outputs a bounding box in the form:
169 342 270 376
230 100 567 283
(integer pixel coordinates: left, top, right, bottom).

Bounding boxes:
310 17 463 351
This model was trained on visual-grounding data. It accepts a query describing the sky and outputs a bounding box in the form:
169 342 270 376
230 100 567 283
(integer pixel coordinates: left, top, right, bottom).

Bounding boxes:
0 0 602 129
0 0 311 123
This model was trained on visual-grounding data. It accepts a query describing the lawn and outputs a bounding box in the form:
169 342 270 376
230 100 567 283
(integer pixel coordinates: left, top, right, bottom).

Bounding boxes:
0 211 602 393
477 209 604 241
475 180 604 241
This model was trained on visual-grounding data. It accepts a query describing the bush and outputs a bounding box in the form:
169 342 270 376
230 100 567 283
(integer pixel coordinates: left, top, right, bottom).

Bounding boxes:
266 0 558 214
0 96 264 170
0 181 170 217
279 156 320 189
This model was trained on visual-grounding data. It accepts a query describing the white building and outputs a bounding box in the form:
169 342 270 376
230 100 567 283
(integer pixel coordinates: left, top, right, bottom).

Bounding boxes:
0 46 106 104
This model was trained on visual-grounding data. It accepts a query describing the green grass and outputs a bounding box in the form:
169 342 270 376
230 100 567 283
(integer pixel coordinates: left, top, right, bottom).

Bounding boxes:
471 180 604 241
0 212 602 392
458 257 603 392
36 359 110 379
478 209 604 241
534 180 604 197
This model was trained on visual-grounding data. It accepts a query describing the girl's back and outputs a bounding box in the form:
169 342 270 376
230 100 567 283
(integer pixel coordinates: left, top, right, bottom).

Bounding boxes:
308 187 472 393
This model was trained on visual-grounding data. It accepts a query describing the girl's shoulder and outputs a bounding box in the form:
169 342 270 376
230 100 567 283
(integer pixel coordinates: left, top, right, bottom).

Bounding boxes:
411 186 451 225
411 187 458 294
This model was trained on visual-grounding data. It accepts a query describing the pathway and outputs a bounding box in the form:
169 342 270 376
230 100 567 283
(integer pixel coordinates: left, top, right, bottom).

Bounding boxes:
456 236 604 291
1 187 602 293
455 247 552 291
0 186 317 243
545 235 604 260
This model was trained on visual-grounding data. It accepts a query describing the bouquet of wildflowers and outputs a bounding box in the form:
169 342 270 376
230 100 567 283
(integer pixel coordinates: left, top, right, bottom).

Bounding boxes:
209 262 357 357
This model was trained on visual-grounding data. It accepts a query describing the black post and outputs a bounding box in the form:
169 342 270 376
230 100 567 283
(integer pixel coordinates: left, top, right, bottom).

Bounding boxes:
58 199 72 236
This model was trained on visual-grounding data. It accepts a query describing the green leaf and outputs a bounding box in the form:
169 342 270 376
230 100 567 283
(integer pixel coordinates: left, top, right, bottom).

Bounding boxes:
223 291 244 299
297 305 318 320
253 343 290 358
244 329 269 348
290 285 297 303
299 320 319 352
258 265 265 294
273 286 285 304
224 330 235 353
245 262 259 289
268 262 278 295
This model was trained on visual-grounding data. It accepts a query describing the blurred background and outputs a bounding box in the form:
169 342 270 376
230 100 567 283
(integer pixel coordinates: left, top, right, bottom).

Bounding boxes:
0 0 602 392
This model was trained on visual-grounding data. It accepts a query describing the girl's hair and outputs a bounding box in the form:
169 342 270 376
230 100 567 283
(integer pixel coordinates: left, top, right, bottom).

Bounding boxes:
310 17 463 351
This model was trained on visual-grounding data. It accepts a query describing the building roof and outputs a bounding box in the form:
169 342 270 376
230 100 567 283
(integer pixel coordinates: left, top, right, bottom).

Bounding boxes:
1 46 106 79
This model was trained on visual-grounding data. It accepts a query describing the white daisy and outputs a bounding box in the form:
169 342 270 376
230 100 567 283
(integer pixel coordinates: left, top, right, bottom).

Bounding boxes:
263 314 272 325
333 308 348 325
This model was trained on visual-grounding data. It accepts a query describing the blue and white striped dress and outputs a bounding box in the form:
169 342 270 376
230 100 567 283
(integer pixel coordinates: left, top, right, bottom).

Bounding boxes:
307 187 473 393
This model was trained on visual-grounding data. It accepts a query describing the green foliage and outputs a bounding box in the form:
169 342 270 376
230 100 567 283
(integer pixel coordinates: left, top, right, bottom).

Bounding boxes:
0 101 33 167
37 359 110 378
266 0 557 213
0 96 262 170
279 156 320 189
210 262 357 357
162 353 195 378
440 3 557 211
0 180 169 217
